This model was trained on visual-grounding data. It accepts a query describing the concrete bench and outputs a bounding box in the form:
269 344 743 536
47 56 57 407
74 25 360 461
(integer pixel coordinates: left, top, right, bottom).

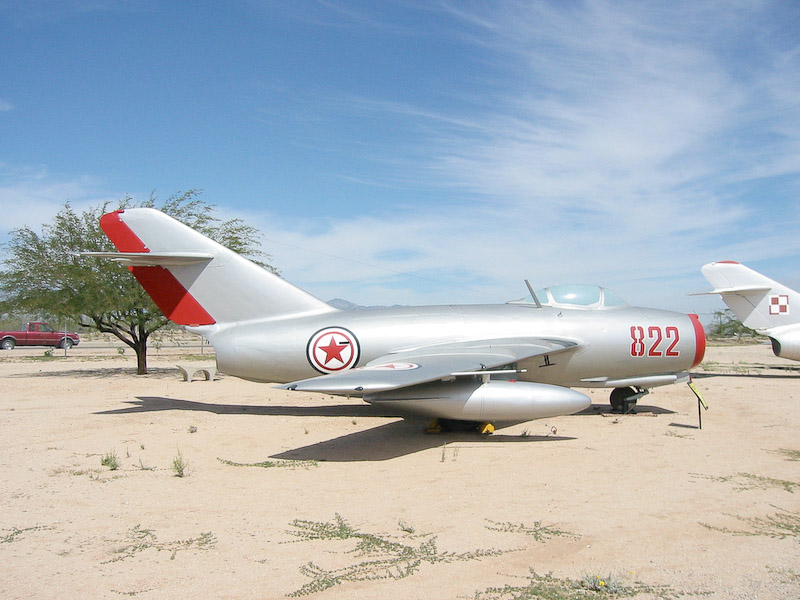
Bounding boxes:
176 364 217 382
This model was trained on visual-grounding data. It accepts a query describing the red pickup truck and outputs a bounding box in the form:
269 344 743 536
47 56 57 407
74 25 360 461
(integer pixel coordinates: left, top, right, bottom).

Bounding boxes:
0 322 80 350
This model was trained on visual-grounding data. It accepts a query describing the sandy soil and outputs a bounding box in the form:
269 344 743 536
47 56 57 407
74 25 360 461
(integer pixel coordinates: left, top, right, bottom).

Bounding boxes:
1 340 798 599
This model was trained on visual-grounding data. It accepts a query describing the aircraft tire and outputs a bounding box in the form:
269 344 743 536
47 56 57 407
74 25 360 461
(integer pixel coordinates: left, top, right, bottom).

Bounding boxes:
610 386 637 413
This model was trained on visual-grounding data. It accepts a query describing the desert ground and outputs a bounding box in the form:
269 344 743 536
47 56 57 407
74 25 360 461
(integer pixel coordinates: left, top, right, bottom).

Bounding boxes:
1 337 798 599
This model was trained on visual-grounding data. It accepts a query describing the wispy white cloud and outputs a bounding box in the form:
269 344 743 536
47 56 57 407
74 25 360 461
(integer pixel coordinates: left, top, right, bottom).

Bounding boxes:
3 1 798 319
261 0 800 312
0 163 120 234
220 2 800 319
0 99 14 112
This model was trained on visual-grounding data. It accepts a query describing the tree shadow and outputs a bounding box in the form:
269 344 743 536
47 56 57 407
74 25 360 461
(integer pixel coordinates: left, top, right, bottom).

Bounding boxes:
7 366 178 379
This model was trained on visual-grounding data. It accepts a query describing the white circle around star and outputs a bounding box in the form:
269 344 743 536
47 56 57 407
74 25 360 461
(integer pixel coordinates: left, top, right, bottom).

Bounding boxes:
307 327 360 373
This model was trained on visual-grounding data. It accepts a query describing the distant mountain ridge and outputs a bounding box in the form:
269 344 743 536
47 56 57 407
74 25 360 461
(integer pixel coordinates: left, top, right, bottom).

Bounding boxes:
327 298 405 310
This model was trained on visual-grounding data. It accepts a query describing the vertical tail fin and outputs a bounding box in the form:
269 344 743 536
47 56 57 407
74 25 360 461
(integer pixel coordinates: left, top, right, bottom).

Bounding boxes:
701 261 800 331
96 208 335 325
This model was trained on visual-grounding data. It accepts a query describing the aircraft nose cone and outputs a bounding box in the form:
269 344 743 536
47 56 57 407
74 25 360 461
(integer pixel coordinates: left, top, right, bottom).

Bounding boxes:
689 313 706 368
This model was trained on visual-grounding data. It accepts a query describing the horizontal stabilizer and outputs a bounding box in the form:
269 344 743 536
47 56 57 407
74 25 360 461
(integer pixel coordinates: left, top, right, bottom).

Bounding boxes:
82 251 213 266
692 285 771 296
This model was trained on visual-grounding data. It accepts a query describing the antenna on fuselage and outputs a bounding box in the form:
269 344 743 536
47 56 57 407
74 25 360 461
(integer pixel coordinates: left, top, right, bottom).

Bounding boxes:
524 279 542 308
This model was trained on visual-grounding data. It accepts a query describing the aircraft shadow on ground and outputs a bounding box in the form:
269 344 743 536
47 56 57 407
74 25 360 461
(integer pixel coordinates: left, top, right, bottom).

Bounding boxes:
97 397 675 418
578 403 676 416
97 396 400 418
584 403 706 429
691 371 800 380
97 397 576 461
271 423 575 462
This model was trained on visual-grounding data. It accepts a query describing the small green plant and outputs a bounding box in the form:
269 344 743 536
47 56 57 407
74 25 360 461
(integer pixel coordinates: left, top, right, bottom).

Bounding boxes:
473 569 681 599
171 449 188 477
103 525 216 563
1 525 52 544
485 519 579 542
702 507 800 540
692 472 798 493
43 348 53 358
187 425 198 433
110 587 153 596
101 450 120 471
769 566 800 585
578 573 628 594
398 520 415 534
773 448 800 462
117 347 126 356
284 515 506 597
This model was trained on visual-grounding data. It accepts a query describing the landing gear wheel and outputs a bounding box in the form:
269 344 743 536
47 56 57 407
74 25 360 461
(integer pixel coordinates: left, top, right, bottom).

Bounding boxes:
425 419 442 434
610 386 637 414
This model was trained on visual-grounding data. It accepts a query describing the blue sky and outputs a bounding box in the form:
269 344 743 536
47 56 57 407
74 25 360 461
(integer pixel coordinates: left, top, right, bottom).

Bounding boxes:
2 1 799 316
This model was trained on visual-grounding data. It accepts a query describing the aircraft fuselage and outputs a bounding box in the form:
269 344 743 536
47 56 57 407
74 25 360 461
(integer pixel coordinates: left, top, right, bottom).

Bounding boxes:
197 303 704 390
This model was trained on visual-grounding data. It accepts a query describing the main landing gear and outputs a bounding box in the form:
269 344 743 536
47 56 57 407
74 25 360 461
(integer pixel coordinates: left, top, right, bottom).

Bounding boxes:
425 418 495 435
609 386 649 414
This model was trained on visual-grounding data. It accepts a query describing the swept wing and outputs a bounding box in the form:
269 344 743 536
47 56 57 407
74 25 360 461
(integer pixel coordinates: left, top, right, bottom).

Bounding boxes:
282 337 579 395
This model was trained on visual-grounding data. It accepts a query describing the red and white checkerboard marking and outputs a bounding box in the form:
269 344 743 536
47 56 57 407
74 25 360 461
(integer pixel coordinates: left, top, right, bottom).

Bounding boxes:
769 294 789 315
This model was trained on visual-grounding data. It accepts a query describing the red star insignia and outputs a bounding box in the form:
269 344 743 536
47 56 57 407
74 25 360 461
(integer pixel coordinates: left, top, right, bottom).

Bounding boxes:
319 336 348 365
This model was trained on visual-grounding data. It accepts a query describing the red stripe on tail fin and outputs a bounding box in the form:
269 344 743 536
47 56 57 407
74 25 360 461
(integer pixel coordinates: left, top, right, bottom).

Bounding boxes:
100 210 148 252
129 266 214 326
100 210 215 326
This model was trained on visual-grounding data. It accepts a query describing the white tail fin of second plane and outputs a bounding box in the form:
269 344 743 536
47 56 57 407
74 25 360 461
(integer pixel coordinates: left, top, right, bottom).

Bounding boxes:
701 261 800 331
88 208 336 326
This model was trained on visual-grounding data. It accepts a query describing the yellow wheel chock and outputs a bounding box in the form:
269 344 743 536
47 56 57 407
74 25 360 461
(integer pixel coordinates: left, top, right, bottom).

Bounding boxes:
425 419 442 434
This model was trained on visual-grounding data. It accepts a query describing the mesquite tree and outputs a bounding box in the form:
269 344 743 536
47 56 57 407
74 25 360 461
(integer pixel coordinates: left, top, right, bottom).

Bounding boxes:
0 190 274 374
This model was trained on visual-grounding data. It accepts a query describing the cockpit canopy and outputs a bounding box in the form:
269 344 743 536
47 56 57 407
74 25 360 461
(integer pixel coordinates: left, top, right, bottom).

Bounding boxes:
510 284 627 309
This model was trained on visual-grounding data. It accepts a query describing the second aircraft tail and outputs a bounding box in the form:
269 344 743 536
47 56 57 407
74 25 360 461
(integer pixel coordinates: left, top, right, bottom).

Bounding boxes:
701 261 800 331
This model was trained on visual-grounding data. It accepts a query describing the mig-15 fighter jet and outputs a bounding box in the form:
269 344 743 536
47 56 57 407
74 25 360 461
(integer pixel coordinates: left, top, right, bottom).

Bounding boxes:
86 208 706 431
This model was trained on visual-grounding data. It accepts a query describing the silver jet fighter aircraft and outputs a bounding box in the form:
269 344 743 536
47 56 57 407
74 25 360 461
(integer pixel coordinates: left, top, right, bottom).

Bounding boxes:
87 208 706 430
